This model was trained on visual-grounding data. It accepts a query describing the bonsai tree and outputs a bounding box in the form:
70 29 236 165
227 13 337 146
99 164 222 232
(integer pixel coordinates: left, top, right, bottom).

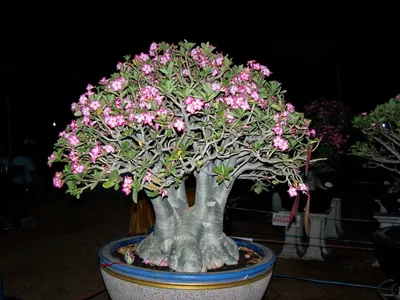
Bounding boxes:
48 41 318 273
351 95 400 180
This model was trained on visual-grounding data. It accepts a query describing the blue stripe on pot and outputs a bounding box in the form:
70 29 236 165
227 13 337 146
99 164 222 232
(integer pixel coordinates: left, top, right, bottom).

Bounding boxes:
99 235 276 285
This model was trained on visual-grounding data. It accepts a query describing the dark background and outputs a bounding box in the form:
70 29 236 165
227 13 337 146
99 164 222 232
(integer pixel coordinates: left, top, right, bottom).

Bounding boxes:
1 5 399 166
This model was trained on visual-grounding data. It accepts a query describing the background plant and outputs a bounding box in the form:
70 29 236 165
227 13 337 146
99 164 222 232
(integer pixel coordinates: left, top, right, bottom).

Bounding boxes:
351 95 400 179
304 97 351 166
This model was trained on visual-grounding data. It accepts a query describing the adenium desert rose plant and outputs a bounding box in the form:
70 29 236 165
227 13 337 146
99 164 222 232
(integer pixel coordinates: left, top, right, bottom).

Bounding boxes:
304 98 351 163
48 41 318 273
351 95 400 178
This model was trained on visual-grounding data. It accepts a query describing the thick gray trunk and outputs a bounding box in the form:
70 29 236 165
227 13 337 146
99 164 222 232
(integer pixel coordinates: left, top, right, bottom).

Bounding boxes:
136 170 239 272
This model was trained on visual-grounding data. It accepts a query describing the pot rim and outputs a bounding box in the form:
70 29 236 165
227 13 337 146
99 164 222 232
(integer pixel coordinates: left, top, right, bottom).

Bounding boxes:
99 235 276 285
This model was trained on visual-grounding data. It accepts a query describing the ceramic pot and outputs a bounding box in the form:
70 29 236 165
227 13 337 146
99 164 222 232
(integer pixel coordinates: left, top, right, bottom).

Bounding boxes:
99 235 276 300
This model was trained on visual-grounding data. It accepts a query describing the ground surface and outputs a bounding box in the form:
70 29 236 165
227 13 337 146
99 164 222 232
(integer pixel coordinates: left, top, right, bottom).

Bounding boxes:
0 187 390 300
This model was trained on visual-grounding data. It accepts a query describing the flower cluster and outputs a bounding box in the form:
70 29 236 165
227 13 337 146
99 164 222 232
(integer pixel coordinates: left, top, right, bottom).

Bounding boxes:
304 98 350 157
48 41 318 201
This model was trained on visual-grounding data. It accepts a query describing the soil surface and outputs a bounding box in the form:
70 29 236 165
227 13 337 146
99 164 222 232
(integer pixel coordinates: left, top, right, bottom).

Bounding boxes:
0 187 390 300
113 244 261 272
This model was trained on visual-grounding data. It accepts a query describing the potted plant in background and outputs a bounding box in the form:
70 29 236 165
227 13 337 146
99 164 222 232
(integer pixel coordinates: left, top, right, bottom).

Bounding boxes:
351 95 400 210
351 95 400 290
303 97 351 167
299 98 352 212
48 40 318 300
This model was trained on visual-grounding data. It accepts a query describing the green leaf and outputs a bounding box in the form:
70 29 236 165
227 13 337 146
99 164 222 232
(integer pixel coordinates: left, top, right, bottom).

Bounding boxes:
132 188 138 203
214 165 222 174
102 181 115 189
288 138 297 147
167 61 174 74
90 182 98 190
146 190 159 198
109 170 119 181
251 183 263 194
271 103 282 112
160 68 169 75
202 83 213 95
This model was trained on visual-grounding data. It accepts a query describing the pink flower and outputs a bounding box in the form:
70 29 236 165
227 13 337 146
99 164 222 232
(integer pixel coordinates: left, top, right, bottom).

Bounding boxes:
260 66 272 77
286 103 295 113
307 129 316 137
141 64 153 75
70 120 78 132
230 85 239 95
225 113 234 124
72 163 85 174
252 63 261 70
88 100 101 111
111 78 126 92
215 57 224 66
160 188 168 198
68 149 78 163
102 144 115 153
99 77 108 85
116 115 126 126
154 123 161 131
288 186 298 197
272 126 283 135
79 94 88 105
138 53 150 62
150 42 158 51
160 55 170 65
173 118 185 132
89 144 102 163
159 260 169 267
182 69 189 76
122 176 133 195
47 152 56 167
199 59 209 68
67 135 80 147
250 90 260 101
53 172 63 188
143 171 152 183
272 136 289 151
104 115 118 128
135 114 145 124
71 103 78 111
211 83 221 91
298 183 308 191
239 69 251 81
143 113 156 125
156 108 168 116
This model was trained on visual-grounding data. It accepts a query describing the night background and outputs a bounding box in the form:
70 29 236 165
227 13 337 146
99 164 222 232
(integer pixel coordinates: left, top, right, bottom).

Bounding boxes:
1 5 400 300
1 8 399 164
